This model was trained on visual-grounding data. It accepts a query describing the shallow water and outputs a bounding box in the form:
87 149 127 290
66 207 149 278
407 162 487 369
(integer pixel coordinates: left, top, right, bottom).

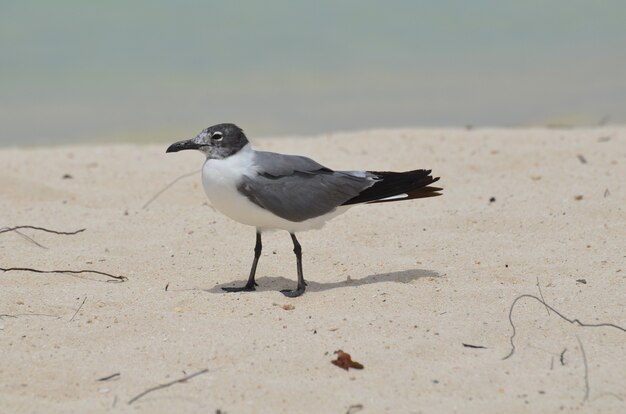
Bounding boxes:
2 1 625 146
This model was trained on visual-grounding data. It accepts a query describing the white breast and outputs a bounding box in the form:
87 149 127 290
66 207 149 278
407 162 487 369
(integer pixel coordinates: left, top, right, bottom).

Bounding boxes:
201 144 350 232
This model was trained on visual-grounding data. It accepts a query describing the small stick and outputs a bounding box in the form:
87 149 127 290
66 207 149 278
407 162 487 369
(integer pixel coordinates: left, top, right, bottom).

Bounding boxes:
536 277 550 316
576 336 589 401
346 404 364 414
0 226 84 249
13 230 47 249
0 226 85 236
98 373 121 382
560 348 567 366
142 170 200 210
462 343 487 349
503 294 626 360
69 297 87 322
0 313 60 319
0 267 127 282
127 368 209 405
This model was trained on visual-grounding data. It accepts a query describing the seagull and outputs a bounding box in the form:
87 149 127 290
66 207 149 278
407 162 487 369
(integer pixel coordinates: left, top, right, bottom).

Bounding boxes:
166 123 442 297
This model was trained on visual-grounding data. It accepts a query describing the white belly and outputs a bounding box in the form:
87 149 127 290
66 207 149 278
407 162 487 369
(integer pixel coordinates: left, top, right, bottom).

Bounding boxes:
201 145 349 232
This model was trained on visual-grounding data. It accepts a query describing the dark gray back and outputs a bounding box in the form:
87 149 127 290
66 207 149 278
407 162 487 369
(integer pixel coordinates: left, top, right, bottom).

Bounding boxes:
237 152 375 222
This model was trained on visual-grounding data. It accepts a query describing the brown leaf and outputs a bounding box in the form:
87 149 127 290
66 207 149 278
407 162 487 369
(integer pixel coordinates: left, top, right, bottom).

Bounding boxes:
331 350 364 371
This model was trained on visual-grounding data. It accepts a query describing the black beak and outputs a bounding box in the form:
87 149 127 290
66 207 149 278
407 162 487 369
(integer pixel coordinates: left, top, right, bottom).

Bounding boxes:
166 139 200 153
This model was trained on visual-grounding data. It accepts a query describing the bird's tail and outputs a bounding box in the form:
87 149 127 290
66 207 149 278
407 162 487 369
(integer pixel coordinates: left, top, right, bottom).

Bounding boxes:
342 169 442 205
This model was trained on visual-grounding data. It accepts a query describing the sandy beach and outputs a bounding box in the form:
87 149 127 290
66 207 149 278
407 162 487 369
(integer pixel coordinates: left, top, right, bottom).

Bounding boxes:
1 128 624 413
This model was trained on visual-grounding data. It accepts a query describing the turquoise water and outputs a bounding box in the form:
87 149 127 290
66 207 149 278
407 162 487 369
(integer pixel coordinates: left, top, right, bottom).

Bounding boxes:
2 1 625 146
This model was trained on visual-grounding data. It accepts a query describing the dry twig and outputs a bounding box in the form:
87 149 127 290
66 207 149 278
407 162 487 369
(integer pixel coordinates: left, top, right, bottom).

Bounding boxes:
503 294 626 360
1 225 85 249
536 277 550 316
98 373 121 382
127 368 209 405
142 170 200 210
576 335 589 401
12 230 47 248
0 313 60 319
0 226 85 236
69 297 87 322
462 343 487 349
0 267 127 282
346 404 364 414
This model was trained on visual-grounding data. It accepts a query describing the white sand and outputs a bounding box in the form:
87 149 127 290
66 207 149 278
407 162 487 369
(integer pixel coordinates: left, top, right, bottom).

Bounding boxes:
1 128 624 413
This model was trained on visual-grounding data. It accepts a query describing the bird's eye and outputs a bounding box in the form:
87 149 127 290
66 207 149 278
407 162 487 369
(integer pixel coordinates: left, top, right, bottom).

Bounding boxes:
212 132 223 141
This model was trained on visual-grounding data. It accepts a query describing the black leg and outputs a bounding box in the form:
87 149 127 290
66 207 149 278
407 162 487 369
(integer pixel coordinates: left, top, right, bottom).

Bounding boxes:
281 233 306 297
222 231 262 292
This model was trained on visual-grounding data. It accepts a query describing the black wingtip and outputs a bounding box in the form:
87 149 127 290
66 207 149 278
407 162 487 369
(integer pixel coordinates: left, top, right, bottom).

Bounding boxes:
343 169 442 205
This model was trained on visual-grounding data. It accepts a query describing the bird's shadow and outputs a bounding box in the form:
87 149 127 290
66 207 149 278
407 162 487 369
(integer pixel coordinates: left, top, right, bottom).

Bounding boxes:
205 268 441 294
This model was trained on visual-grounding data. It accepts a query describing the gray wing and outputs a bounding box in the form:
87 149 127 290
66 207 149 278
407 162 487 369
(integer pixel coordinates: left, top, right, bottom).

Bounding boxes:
238 151 375 222
252 151 330 176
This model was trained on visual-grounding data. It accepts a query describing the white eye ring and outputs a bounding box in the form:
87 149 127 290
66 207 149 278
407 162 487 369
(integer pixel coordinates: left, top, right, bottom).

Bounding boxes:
211 132 223 141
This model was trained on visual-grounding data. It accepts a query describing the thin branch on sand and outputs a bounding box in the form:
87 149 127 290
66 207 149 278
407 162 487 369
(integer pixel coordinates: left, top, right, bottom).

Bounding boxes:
127 368 209 405
0 226 85 236
69 297 87 322
0 225 85 248
535 277 550 316
98 373 121 382
0 267 128 282
576 335 590 402
142 170 200 210
0 313 60 319
12 230 48 248
503 294 626 360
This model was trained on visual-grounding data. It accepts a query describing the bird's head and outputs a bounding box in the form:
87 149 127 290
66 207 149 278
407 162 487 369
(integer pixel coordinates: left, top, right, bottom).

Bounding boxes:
166 123 249 159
